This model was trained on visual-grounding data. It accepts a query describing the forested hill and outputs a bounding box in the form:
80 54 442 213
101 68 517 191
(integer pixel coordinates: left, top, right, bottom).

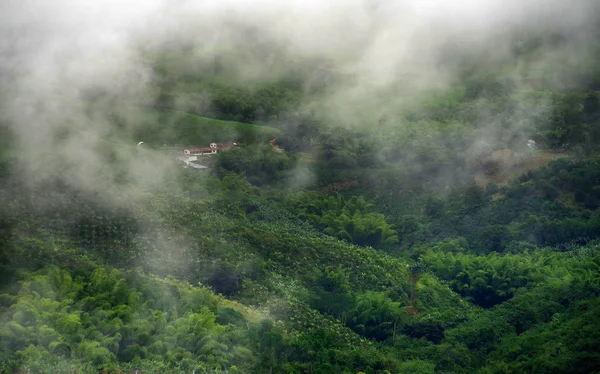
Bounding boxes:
3 143 600 373
2 1 600 373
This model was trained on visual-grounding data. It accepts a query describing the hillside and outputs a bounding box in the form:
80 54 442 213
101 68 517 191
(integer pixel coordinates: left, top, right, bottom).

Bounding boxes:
2 135 600 373
2 1 600 373
117 108 281 147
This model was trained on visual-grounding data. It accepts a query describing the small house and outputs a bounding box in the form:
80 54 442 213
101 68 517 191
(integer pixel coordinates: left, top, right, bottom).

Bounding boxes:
269 138 282 152
183 143 218 156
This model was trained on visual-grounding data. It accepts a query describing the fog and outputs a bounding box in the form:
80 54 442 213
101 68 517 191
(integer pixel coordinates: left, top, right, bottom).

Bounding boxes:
2 2 600 371
1 0 598 195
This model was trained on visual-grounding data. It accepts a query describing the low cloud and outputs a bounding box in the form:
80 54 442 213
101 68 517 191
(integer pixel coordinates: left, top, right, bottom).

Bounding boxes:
1 0 598 197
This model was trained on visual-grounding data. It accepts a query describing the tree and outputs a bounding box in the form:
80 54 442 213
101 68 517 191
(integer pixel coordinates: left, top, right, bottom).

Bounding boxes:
216 144 296 186
290 193 399 249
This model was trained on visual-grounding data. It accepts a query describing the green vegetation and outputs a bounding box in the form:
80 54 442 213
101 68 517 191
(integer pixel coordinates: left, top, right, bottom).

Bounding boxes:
3 14 600 374
215 144 296 187
121 108 280 146
3 149 600 372
288 193 399 249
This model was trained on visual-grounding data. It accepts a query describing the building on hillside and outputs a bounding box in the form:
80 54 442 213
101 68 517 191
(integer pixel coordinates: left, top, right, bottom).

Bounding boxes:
183 143 218 156
269 138 282 152
177 141 239 169
182 142 239 156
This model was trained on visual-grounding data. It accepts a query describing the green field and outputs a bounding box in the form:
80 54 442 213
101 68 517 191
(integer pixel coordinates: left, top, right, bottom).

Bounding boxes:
127 108 281 147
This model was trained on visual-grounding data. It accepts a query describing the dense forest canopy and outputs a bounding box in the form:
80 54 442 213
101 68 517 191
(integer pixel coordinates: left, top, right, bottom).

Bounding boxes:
1 0 600 373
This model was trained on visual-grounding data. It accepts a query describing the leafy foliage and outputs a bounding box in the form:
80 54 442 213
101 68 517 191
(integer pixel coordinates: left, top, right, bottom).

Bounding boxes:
216 144 297 187
4 27 600 373
289 193 399 249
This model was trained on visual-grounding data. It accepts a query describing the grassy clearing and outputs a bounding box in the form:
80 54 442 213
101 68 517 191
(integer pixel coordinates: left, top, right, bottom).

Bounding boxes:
129 108 281 146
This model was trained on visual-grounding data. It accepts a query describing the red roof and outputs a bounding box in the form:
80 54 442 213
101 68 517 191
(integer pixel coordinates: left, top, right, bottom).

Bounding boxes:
269 138 281 151
186 147 214 152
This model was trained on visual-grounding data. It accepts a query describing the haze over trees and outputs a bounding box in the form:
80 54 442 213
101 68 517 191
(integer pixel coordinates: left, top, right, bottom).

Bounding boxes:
1 0 600 373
